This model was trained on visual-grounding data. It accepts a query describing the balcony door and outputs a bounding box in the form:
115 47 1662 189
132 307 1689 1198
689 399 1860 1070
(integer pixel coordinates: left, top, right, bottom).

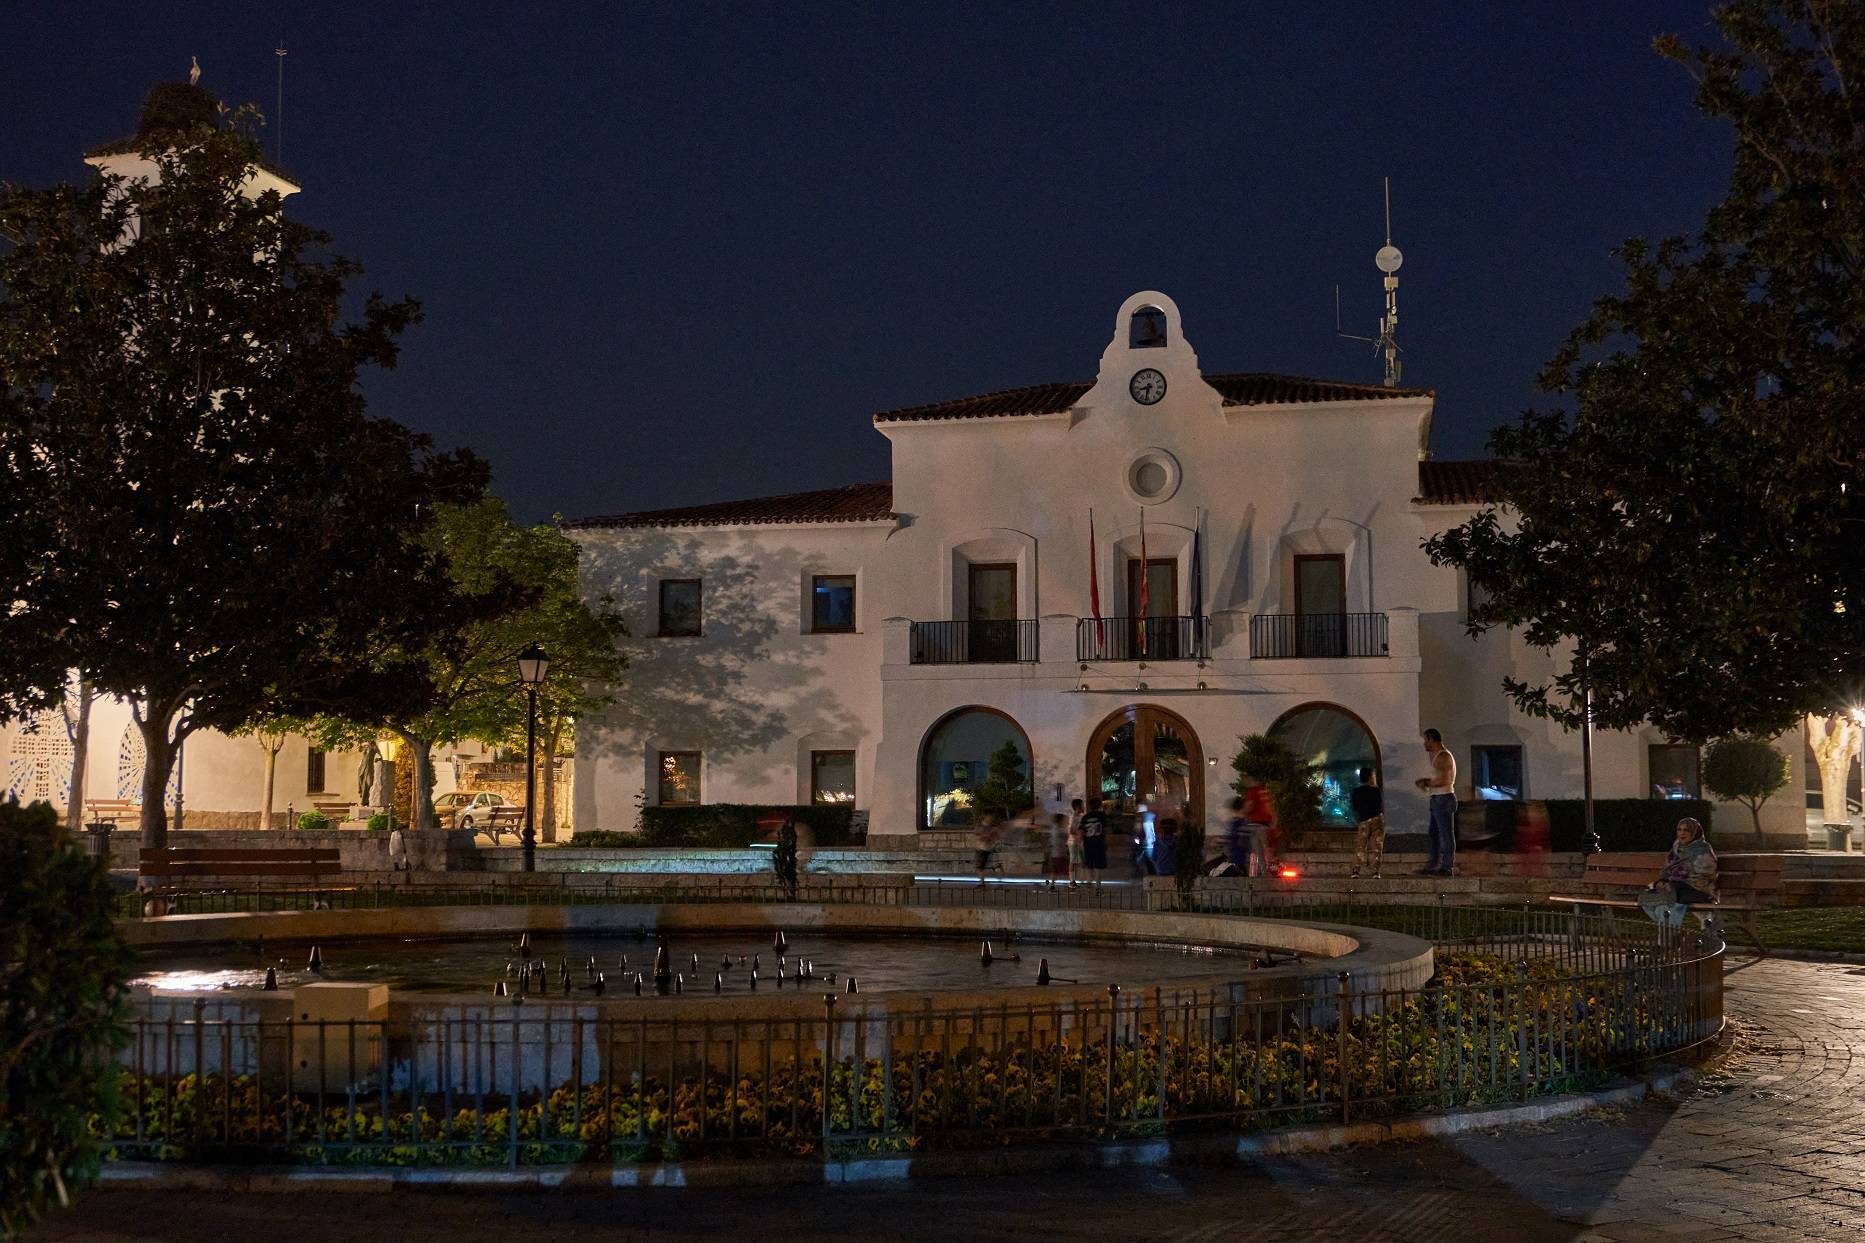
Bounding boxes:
1294 554 1346 658
1125 557 1179 659
968 563 1018 663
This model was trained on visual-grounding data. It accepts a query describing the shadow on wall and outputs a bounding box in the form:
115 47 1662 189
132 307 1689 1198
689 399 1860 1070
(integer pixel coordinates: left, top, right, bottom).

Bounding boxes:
578 532 865 791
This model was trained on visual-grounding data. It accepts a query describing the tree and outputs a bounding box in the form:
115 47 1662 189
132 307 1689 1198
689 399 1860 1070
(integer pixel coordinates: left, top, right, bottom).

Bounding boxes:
0 802 133 1235
1230 734 1322 842
1700 735 1791 839
1425 1 1865 745
56 676 96 834
313 498 625 833
970 741 1033 823
0 87 488 846
231 718 298 830
1806 712 1862 830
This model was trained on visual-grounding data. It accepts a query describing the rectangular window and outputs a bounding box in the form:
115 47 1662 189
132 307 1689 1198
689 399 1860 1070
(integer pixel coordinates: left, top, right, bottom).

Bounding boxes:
658 579 702 637
810 749 856 804
1649 744 1701 800
306 748 327 794
810 574 856 633
657 751 701 805
1471 745 1524 801
1294 554 1346 657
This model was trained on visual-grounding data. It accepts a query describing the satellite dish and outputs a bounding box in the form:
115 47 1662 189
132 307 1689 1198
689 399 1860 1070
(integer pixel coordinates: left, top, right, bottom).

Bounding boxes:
1375 244 1403 274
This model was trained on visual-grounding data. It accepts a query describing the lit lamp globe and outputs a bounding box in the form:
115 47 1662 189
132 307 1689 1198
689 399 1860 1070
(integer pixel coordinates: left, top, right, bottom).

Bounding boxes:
517 644 550 686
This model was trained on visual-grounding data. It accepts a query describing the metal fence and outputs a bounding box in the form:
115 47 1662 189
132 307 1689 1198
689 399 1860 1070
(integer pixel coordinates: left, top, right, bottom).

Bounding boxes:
1075 615 1210 662
111 909 1721 1166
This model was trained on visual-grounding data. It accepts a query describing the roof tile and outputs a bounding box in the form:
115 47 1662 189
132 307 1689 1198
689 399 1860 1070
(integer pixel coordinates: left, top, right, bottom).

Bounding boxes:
1415 459 1507 505
564 482 895 531
871 372 1433 422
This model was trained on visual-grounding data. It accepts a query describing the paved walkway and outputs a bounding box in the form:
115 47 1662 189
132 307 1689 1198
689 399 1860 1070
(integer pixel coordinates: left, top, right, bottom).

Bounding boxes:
33 956 1865 1242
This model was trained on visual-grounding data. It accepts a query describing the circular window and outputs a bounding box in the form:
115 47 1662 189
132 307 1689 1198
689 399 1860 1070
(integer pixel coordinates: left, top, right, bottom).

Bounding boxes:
1123 448 1182 505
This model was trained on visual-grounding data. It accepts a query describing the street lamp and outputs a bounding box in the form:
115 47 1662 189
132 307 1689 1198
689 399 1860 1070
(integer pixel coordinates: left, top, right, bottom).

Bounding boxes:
517 644 550 872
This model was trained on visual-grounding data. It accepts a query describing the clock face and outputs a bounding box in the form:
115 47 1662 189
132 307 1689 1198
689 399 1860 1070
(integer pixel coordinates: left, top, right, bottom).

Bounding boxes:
1130 368 1167 405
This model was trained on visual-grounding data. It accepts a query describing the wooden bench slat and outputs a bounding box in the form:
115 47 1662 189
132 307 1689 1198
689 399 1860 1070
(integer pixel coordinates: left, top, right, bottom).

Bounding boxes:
141 862 340 877
140 848 341 862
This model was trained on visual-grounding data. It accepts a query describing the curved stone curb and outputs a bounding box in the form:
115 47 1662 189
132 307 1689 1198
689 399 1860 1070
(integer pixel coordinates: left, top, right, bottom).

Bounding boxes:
96 1059 1706 1193
1729 946 1865 964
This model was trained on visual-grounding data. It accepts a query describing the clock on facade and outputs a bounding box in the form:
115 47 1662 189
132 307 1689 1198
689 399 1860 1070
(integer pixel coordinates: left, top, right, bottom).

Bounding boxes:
1129 368 1166 405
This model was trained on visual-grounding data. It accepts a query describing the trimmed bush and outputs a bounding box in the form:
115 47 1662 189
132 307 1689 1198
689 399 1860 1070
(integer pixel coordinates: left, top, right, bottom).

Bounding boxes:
295 811 330 832
365 812 403 833
2 801 133 1233
573 804 859 849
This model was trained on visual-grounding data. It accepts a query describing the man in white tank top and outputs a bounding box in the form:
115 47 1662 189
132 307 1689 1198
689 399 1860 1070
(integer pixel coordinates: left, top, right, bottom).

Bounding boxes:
1414 728 1458 876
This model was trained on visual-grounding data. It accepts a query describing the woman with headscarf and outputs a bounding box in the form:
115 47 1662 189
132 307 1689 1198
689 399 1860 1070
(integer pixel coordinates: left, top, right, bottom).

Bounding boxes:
1638 817 1718 928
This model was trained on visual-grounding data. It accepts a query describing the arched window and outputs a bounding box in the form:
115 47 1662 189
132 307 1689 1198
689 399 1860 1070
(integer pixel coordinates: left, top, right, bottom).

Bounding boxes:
919 707 1031 829
1129 306 1168 349
1268 703 1381 828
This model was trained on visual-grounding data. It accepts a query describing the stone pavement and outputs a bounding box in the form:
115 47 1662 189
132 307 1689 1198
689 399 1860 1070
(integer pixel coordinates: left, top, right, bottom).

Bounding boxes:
32 956 1865 1242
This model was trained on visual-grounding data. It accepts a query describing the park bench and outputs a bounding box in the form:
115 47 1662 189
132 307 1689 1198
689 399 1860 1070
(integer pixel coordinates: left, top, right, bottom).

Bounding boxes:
1549 851 1783 953
139 846 344 895
485 805 526 842
84 798 136 824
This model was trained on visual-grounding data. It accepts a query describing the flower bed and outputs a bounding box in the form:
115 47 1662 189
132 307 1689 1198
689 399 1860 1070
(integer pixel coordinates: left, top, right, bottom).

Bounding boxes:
98 953 1719 1167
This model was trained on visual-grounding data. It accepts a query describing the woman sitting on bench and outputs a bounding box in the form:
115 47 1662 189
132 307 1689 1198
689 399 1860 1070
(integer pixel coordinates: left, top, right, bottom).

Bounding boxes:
1639 817 1718 928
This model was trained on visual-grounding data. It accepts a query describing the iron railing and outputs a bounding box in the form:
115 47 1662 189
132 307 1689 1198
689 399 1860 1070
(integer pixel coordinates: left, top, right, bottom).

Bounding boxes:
112 910 1721 1166
1250 612 1389 659
908 619 1039 664
1076 615 1208 662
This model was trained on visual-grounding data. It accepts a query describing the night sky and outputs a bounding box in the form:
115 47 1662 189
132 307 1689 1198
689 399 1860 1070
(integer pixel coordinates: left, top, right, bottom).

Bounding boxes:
7 2 1731 524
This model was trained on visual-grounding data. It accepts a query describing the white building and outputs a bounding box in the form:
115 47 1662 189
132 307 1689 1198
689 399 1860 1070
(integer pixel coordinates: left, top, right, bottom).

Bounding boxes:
570 292 1809 848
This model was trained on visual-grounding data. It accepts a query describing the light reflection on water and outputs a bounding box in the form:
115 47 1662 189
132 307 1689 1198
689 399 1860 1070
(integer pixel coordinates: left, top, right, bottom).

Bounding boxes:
133 931 1263 996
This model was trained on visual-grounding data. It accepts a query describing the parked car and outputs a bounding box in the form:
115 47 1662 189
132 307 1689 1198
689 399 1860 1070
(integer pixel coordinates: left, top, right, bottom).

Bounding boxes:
435 791 512 834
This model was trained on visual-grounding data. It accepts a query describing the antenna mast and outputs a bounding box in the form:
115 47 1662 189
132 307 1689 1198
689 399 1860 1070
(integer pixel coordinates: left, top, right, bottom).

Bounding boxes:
1374 177 1403 387
274 40 288 164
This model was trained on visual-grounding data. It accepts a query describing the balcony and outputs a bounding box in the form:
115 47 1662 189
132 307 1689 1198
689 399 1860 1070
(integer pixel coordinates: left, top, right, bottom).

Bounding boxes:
909 619 1040 665
1249 612 1389 659
1076 615 1209 662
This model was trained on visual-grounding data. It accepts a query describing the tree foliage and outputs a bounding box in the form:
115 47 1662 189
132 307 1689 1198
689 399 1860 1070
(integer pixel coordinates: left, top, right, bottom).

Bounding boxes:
0 94 487 845
1700 735 1792 837
0 802 132 1235
303 497 626 832
971 741 1033 822
1230 734 1322 840
1426 0 1865 741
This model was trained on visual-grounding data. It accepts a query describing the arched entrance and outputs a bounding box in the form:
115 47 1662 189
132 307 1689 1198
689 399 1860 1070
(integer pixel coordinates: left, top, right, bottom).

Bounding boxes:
1268 702 1382 829
1086 705 1204 839
919 706 1032 830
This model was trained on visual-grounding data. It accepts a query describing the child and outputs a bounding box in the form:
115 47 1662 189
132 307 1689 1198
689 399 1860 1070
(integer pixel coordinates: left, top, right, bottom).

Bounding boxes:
1045 812 1070 886
1067 807 1086 885
1349 767 1385 878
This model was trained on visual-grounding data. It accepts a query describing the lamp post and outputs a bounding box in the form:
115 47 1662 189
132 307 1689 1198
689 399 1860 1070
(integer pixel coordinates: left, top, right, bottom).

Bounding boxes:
517 644 550 872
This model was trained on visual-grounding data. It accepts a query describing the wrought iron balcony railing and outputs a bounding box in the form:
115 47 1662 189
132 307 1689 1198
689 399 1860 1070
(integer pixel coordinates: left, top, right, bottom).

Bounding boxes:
1249 612 1389 659
908 619 1040 665
1076 615 1208 662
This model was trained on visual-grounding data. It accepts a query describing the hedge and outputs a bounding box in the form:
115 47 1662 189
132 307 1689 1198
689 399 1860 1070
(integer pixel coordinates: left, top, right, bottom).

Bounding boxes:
573 804 859 849
1464 798 1714 852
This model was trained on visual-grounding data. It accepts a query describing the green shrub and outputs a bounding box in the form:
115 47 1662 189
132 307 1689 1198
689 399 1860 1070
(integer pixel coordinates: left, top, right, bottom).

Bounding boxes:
1 801 133 1234
1700 736 1790 837
365 812 403 833
1231 735 1322 840
573 804 858 849
296 811 331 832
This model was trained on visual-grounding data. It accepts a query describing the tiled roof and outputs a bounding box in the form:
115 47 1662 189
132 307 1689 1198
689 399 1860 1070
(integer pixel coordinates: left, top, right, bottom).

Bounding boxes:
871 372 1434 423
563 482 895 531
1416 459 1508 505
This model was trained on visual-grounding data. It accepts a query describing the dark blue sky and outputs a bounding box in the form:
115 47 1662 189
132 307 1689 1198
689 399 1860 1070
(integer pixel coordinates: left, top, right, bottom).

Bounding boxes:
7 2 1730 523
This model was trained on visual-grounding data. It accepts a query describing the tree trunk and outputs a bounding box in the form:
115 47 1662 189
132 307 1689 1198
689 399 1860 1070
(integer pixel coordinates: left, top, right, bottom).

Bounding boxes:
1808 713 1862 829
260 742 280 829
398 731 438 832
542 719 564 843
63 679 93 834
136 710 178 849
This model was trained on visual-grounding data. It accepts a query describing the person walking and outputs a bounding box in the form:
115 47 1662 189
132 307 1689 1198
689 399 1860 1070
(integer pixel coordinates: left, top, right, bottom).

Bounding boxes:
1044 811 1070 886
1349 768 1385 878
1225 796 1253 876
1067 802 1087 886
1078 797 1110 885
1240 775 1275 877
1413 729 1457 876
973 812 1003 886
